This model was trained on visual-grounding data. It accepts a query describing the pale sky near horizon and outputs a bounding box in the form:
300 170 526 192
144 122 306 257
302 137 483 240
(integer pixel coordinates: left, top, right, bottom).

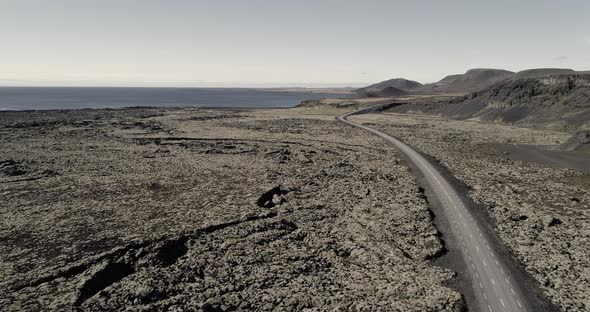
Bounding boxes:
1 0 589 87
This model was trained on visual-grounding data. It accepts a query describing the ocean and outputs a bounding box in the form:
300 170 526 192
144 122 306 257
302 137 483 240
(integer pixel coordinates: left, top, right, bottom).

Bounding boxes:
0 87 345 110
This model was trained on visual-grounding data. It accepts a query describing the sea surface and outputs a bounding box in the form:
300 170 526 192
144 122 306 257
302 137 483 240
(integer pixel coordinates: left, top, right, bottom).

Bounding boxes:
0 87 345 110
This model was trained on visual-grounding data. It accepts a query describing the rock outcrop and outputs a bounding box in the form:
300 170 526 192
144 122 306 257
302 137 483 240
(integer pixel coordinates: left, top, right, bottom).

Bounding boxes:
390 74 590 130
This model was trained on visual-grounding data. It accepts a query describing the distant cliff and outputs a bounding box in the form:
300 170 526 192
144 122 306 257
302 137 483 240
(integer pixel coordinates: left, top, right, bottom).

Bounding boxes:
416 68 515 94
389 74 590 131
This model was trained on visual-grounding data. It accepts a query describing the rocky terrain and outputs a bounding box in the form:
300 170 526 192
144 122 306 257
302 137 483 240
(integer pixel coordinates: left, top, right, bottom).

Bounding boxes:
351 112 590 311
0 108 463 311
390 74 590 131
296 97 406 111
1 105 588 311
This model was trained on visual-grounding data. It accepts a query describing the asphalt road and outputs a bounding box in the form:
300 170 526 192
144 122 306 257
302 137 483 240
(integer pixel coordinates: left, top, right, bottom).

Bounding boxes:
337 110 531 312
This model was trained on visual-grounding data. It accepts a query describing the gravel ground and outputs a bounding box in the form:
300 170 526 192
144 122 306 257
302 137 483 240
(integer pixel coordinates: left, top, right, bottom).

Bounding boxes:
352 112 590 311
0 108 463 311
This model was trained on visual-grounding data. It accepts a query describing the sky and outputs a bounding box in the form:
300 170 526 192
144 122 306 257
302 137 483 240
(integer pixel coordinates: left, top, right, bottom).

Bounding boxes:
1 0 589 87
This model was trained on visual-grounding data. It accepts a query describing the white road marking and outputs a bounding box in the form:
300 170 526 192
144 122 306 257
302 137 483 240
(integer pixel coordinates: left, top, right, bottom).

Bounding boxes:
484 293 487 300
491 278 495 285
511 288 515 295
501 298 505 307
488 305 493 312
479 282 483 289
500 268 504 275
517 300 522 308
505 278 510 284
483 260 487 266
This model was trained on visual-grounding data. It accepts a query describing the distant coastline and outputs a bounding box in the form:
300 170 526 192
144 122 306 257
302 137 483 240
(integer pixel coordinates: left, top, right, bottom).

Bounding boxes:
0 87 349 111
254 87 355 95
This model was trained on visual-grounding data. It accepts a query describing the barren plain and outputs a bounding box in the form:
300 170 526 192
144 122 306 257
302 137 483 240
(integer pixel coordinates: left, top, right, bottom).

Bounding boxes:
1 105 588 311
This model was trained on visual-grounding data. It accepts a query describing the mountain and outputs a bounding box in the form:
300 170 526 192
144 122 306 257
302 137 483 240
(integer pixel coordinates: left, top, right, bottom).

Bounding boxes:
355 85 408 98
510 68 576 80
416 68 515 94
354 78 421 97
389 73 590 131
435 74 463 85
355 68 585 98
358 78 422 92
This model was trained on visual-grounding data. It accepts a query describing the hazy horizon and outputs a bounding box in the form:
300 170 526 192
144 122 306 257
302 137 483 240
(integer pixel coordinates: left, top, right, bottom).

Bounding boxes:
2 0 589 87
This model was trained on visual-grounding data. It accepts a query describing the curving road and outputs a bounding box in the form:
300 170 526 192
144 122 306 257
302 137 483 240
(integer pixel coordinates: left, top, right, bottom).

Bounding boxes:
337 109 531 312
